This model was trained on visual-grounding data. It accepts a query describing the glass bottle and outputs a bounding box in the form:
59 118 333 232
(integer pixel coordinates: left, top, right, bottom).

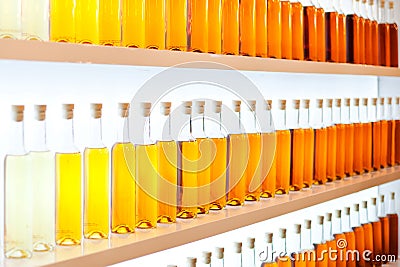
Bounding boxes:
232 242 243 267
371 98 381 170
351 204 366 267
387 1 398 67
324 0 339 62
315 0 326 62
4 105 32 258
244 237 256 266
281 0 293 59
290 100 305 191
192 101 211 214
268 0 282 58
343 0 359 63
239 0 256 56
343 98 354 177
275 100 291 194
377 0 387 66
135 102 158 229
166 0 187 50
358 0 367 64
187 257 197 267
342 208 356 267
325 99 337 182
208 0 222 54
378 195 390 264
335 0 347 63
99 0 121 46
261 100 276 198
277 229 291 267
227 100 247 206
301 99 314 188
291 224 306 267
122 0 145 47
260 233 277 267
360 201 375 267
145 0 165 49
111 103 135 234
201 251 212 267
292 0 304 60
395 97 400 164
0 0 21 39
84 104 109 239
313 99 327 185
243 100 262 201
370 198 383 266
214 247 225 267
388 192 398 259
188 0 208 52
177 101 199 219
352 98 364 175
56 104 82 245
208 101 227 210
75 0 98 44
302 220 316 267
334 99 345 180
325 213 338 267
256 0 268 57
31 105 54 252
157 102 177 223
365 0 376 65
386 97 395 166
49 0 75 42
222 0 240 55
21 0 49 40
314 216 328 267
379 97 388 168
361 98 372 172
301 0 317 61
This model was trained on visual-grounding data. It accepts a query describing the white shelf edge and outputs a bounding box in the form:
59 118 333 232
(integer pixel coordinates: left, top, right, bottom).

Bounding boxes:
0 39 399 77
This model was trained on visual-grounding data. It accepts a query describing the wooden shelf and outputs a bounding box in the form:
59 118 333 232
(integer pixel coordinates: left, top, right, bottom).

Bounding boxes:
0 39 399 76
4 167 399 267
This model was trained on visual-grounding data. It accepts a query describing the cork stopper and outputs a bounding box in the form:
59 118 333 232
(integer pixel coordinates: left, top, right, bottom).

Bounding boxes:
391 192 395 200
344 207 350 215
141 102 151 117
233 242 242 253
265 233 273 243
371 197 377 205
362 201 368 208
304 220 312 230
194 100 205 114
326 213 332 222
344 98 351 107
160 102 171 116
369 0 373 5
247 100 256 111
202 251 212 264
396 97 400 105
294 224 301 234
186 257 197 266
354 203 360 212
362 98 368 106
279 99 287 110
279 228 287 239
372 98 378 106
362 0 366 3
380 195 385 203
213 100 222 113
334 99 342 107
389 1 393 8
34 104 46 121
387 97 393 105
293 99 300 110
247 237 256 249
302 99 310 109
353 98 360 107
90 103 102 119
317 216 324 225
335 210 342 218
182 101 192 115
232 100 241 112
266 100 272 111
380 0 385 7
316 99 323 108
379 97 385 105
11 105 24 122
62 104 74 120
325 99 333 108
118 103 130 118
215 247 224 259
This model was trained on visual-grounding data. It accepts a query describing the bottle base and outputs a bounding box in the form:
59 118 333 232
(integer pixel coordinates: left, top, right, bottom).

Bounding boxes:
226 198 244 206
197 206 209 215
157 216 176 224
33 241 54 252
245 194 260 201
260 191 274 198
111 225 135 234
289 185 303 191
84 231 108 239
5 247 32 259
177 210 197 219
136 220 156 229
275 188 288 195
56 237 81 246
209 203 224 210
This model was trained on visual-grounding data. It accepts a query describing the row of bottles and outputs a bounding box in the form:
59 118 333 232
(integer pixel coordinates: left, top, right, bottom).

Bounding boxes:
4 96 399 258
167 193 398 267
0 0 397 66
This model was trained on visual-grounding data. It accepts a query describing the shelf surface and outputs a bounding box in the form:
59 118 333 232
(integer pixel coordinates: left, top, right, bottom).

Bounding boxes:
0 39 399 76
3 166 399 267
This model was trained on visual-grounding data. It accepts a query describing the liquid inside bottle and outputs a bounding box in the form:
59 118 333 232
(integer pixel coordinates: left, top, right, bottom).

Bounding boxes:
345 0 359 64
98 0 120 46
292 0 304 60
50 0 75 42
343 99 354 177
394 98 400 165
239 0 256 56
166 0 187 51
352 204 366 267
379 98 388 168
337 3 347 63
222 0 240 55
325 9 339 62
22 0 49 40
281 0 293 59
388 192 398 259
388 1 398 67
268 0 282 58
303 5 317 61
313 99 327 185
75 0 98 44
386 98 395 167
378 195 390 264
316 4 326 62
122 0 145 47
360 201 375 267
314 216 328 267
208 0 222 54
342 208 356 267
372 98 381 170
377 0 387 66
145 0 165 49
300 100 314 187
358 0 367 64
352 99 364 175
334 99 345 180
290 100 304 191
361 98 372 172
256 0 268 57
325 99 336 182
371 198 383 266
188 0 208 52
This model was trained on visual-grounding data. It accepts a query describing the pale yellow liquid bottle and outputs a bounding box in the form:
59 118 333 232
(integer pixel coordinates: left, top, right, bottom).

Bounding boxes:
50 0 75 42
111 103 136 233
0 0 21 38
122 0 145 47
145 0 166 49
4 105 32 258
75 0 99 44
31 105 55 252
56 104 82 246
84 104 109 239
21 0 49 40
136 102 158 229
157 102 177 223
99 0 121 46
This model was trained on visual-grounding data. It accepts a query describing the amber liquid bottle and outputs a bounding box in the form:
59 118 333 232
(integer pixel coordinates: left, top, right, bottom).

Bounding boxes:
316 2 326 62
290 100 304 191
256 0 268 57
188 0 208 52
261 100 276 198
302 220 316 267
352 204 366 267
387 1 398 67
360 201 374 267
395 97 400 165
371 198 384 266
222 0 240 55
332 211 347 267
325 99 337 182
378 195 390 264
360 98 372 172
325 1 339 62
303 0 317 61
145 0 165 49
292 0 304 60
345 0 360 63
314 99 327 185
314 216 328 267
166 0 187 51
336 0 347 63
365 0 378 65
268 0 282 58
358 0 367 64
377 0 387 66
281 0 293 59
239 0 256 56
386 97 395 167
352 98 364 175
342 207 356 267
379 98 388 168
372 98 381 170
324 213 337 267
291 224 307 267
343 98 354 177
388 192 399 259
301 100 314 188
208 0 222 54
334 99 345 180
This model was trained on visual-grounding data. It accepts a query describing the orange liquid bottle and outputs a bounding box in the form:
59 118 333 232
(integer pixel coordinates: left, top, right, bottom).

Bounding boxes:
345 1 359 64
122 0 145 48
145 0 165 49
386 98 395 166
388 1 398 67
379 98 388 168
239 0 256 56
361 98 372 172
314 99 327 185
358 0 368 64
352 98 364 175
99 0 121 46
334 99 345 180
342 207 356 267
256 0 268 57
316 6 326 62
281 0 293 59
372 98 381 170
208 0 222 54
388 192 399 259
302 220 316 267
360 201 374 267
277 229 292 267
325 3 339 62
324 99 336 182
377 0 387 66
292 0 304 60
261 100 276 198
75 0 98 44
351 204 365 267
371 198 383 266
378 195 390 264
395 97 400 164
268 0 282 58
324 213 337 267
188 0 208 52
314 216 328 267
336 5 347 63
301 100 314 188
342 98 354 177
166 0 187 51
303 4 317 61
365 0 377 65
332 211 347 267
50 0 75 42
290 100 304 191
292 224 307 267
222 0 239 55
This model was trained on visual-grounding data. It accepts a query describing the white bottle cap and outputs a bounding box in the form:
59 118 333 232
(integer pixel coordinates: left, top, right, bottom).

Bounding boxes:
302 99 310 109
371 197 377 205
362 98 368 106
304 220 312 230
215 247 224 259
379 97 385 105
233 242 242 253
34 104 46 121
317 215 324 225
326 213 332 222
141 102 151 117
186 257 197 267
232 100 241 112
294 224 301 234
344 207 350 215
12 105 24 122
354 203 360 212
247 237 256 249
182 101 192 115
266 100 272 110
265 233 273 243
202 251 212 264
279 228 286 238
247 100 256 111
344 98 351 107
292 99 300 109
194 100 205 114
316 99 323 108
362 201 368 208
372 98 378 106
213 100 222 113
90 103 102 119
160 102 171 116
335 99 342 107
386 97 392 105
335 210 342 218
118 103 130 118
325 99 333 108
380 195 385 202
278 99 286 110
62 104 74 120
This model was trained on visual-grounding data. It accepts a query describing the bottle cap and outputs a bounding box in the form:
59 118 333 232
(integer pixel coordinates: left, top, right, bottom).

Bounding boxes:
371 197 377 205
362 98 368 106
380 0 385 7
391 192 395 200
354 203 360 211
118 103 130 118
160 102 171 116
279 228 286 238
344 98 351 107
372 98 378 106
213 100 222 113
304 219 312 230
62 104 74 120
140 102 151 117
194 100 205 114
334 99 342 107
215 247 224 259
386 97 392 105
265 233 273 243
233 242 242 253
202 251 212 264
232 100 241 112
186 257 197 265
182 101 192 115
247 237 256 249
325 99 333 108
316 99 323 108
369 0 374 5
302 99 310 109
294 224 301 234
279 99 287 110
389 1 393 8
344 207 350 215
396 97 400 105
247 100 256 111
34 104 47 121
362 201 368 208
362 0 366 3
379 97 385 105
326 213 332 222
380 195 385 202
266 100 272 111
90 103 102 119
353 98 360 107
11 105 24 122
317 216 324 225
293 99 300 109
335 210 342 218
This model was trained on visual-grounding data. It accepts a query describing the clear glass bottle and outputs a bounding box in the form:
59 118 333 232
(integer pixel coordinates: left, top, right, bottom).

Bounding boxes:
136 102 158 229
30 105 55 252
388 192 398 259
99 0 121 46
188 0 208 52
361 98 372 172
323 0 339 62
222 0 239 55
21 0 49 40
177 101 199 219
358 0 367 64
281 0 293 59
232 242 243 267
157 102 177 223
352 98 364 175
343 98 354 177
4 105 32 258
277 229 291 267
291 224 306 267
300 99 314 188
214 247 225 267
0 0 21 39
325 99 337 182
313 99 327 185
377 0 387 66
201 251 212 267
367 0 379 65
84 103 109 239
260 233 277 267
387 1 398 67
333 210 348 267
145 0 165 49
334 99 345 180
325 213 338 267
291 0 304 60
50 0 75 42
244 237 256 266
122 0 145 47
261 100 276 197
111 103 135 234
268 0 282 58
301 220 315 267
239 0 256 56
208 0 222 54
314 216 328 267
360 201 374 267
378 195 390 263
371 98 381 170
256 0 268 57
350 204 365 267
75 0 98 44
290 100 304 191
56 104 82 245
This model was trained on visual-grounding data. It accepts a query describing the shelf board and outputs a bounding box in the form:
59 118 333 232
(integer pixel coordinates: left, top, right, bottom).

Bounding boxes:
0 39 399 76
4 166 399 267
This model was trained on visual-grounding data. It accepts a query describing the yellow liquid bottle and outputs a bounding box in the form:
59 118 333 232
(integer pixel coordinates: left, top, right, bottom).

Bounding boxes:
111 103 135 234
75 0 98 44
122 0 145 47
239 0 256 56
145 0 165 49
22 0 49 40
222 0 240 55
256 0 268 57
99 0 121 46
56 104 82 246
208 0 222 54
4 105 32 259
50 0 75 42
84 104 109 239
268 0 282 58
189 0 208 52
290 100 304 191
0 0 21 39
166 0 187 50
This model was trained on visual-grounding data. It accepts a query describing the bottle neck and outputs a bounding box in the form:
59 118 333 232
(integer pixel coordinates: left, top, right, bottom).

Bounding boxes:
378 199 386 217
299 108 310 128
59 118 78 152
143 116 153 145
331 218 341 236
369 204 379 222
160 114 173 141
360 207 370 224
385 103 393 120
289 109 300 129
31 120 48 152
350 105 360 123
8 120 26 155
233 250 242 267
242 108 258 133
388 197 396 214
293 232 302 253
378 5 386 22
342 105 350 123
360 105 368 122
192 112 207 138
342 213 352 232
393 103 399 120
179 113 195 141
314 223 324 244
88 117 104 148
302 228 313 250
333 106 342 124
351 210 361 228
360 1 367 16
313 107 323 129
388 7 394 23
277 236 287 255
117 116 130 143
323 106 333 127
265 242 274 262
274 109 287 130
367 2 374 19
353 0 360 15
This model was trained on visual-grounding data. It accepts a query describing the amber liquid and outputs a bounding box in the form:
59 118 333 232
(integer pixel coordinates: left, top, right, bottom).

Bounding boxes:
372 121 381 170
324 239 336 267
316 8 326 62
261 132 276 198
389 23 399 67
363 122 372 172
388 213 398 259
380 120 388 168
99 0 121 46
353 123 364 175
396 120 400 164
305 250 317 267
281 1 292 59
208 0 222 54
197 138 211 214
338 13 347 63
314 128 327 185
359 17 366 64
385 24 391 67
378 23 387 66
239 0 256 56
277 256 292 267
387 120 395 166
209 138 227 210
145 0 165 49
372 221 383 266
290 129 304 191
336 124 346 179
353 15 360 64
50 0 75 42
326 126 337 182
188 0 208 52
245 133 262 200
353 226 366 267
346 14 358 63
303 128 314 187
267 0 282 58
344 124 354 177
291 2 304 60
326 12 339 62
222 0 239 55
315 243 328 267
380 216 390 263
363 223 374 267
292 252 307 267
166 0 187 51
304 6 317 61
365 19 373 65
344 231 356 267
371 21 379 65
122 0 144 48
255 0 267 57
276 130 291 194
334 233 347 267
